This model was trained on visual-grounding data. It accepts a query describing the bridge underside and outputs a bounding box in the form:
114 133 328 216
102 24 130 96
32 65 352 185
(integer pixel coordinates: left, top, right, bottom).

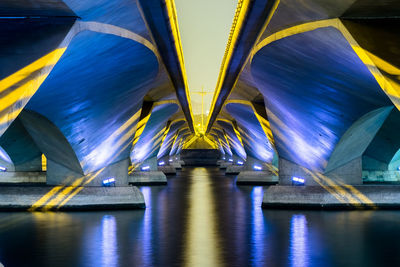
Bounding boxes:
1 0 400 210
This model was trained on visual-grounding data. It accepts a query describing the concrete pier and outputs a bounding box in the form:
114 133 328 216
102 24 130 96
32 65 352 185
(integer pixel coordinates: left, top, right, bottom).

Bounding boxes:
129 171 167 185
225 165 243 174
237 171 278 185
0 186 145 211
158 165 177 175
262 185 400 209
0 172 46 184
130 157 167 185
236 157 278 185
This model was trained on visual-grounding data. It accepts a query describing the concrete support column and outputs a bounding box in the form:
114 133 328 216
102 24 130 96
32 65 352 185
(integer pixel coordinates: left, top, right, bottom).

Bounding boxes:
0 156 45 184
47 158 129 186
278 157 362 186
169 155 182 169
129 157 167 185
14 156 42 172
225 155 245 174
236 156 278 185
157 155 176 175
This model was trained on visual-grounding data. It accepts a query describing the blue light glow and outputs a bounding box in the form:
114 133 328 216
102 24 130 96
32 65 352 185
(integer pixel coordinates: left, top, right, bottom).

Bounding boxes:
102 177 116 186
228 159 233 162
0 166 6 172
158 161 165 166
169 159 173 162
254 165 262 170
289 214 308 267
141 166 150 171
222 157 226 160
237 161 244 165
292 176 305 185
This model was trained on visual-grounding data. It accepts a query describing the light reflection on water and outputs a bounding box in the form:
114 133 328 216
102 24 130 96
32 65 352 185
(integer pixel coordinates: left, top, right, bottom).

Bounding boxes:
140 187 152 267
184 167 222 267
0 167 399 266
101 215 118 267
250 186 265 266
290 214 308 267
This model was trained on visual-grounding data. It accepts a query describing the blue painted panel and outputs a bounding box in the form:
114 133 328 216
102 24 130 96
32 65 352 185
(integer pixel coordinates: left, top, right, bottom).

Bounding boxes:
64 0 150 39
131 103 178 163
252 27 391 171
157 120 185 159
217 121 246 159
26 31 158 173
226 103 275 163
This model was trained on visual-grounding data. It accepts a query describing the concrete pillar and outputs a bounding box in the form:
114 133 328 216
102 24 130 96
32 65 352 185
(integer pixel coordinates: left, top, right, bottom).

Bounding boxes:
278 157 362 186
169 155 182 169
236 156 278 185
14 156 42 172
157 155 176 174
47 158 129 186
225 155 245 174
129 157 167 185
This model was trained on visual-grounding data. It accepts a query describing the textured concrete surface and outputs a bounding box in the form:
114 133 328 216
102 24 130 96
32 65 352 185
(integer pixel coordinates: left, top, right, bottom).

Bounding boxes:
0 172 46 184
0 186 144 210
219 161 232 169
225 165 243 174
181 149 219 166
279 157 362 186
171 162 182 169
262 185 400 209
158 165 176 175
129 171 167 185
236 171 278 185
47 158 129 186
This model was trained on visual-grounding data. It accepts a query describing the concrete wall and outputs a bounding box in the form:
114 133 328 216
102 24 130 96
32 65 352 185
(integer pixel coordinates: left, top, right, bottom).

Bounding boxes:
180 149 219 166
47 158 129 186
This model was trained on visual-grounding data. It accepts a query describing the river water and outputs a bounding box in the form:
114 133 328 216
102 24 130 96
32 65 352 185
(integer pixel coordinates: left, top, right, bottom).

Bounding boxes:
0 167 399 266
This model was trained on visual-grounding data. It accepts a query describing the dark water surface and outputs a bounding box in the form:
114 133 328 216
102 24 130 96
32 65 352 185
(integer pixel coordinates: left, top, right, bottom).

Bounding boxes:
0 167 400 267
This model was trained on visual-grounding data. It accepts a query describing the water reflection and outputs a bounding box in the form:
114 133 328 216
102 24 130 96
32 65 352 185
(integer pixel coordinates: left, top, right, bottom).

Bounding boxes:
101 215 118 267
184 167 222 266
140 187 152 266
0 168 400 266
290 214 309 267
250 187 265 265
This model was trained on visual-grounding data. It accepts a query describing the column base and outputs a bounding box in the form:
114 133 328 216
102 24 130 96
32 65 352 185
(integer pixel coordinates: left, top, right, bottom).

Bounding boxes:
219 162 232 169
0 172 46 184
0 186 145 211
262 185 400 209
158 165 176 175
129 171 167 185
225 165 244 174
171 162 182 169
236 171 278 185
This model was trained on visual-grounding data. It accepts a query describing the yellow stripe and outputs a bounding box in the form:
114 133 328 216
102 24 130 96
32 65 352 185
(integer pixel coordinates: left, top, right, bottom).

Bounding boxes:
207 0 280 132
253 18 400 110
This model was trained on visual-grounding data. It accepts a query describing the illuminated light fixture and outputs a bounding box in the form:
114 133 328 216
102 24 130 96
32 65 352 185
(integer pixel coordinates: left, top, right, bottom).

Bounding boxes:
237 161 244 165
169 159 173 162
222 157 226 160
102 177 116 187
228 159 233 162
397 166 400 171
141 165 150 171
158 161 165 166
0 166 6 172
292 176 305 185
254 165 262 170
